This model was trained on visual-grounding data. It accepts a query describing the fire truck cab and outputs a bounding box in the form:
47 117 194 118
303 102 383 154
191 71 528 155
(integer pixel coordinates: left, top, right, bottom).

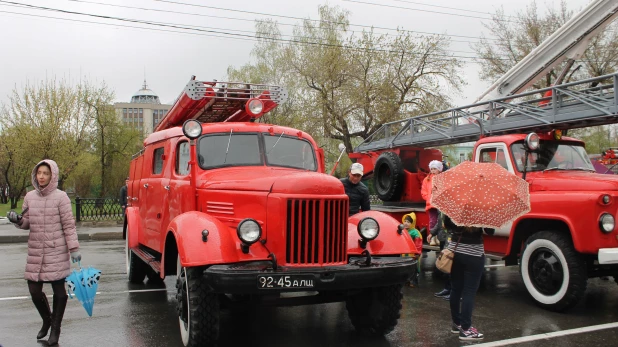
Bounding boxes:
124 77 418 347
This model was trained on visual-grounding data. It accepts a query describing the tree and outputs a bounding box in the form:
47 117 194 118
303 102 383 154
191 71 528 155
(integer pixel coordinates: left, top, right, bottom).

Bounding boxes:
473 0 618 89
83 86 142 198
228 5 464 156
0 79 95 192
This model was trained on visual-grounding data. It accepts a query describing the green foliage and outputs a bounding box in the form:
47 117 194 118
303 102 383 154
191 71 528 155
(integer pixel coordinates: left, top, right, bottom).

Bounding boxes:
0 78 140 204
227 5 464 169
570 126 616 155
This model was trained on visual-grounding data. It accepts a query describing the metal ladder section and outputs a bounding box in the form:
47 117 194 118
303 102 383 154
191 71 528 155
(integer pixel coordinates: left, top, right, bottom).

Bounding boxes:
185 80 288 123
354 73 618 152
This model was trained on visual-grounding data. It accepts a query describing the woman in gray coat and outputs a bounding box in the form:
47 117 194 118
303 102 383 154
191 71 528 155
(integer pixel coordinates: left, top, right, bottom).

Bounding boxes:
7 159 82 346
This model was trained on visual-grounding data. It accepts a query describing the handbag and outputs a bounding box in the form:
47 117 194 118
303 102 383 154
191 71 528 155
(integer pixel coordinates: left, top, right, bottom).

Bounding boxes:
435 235 461 274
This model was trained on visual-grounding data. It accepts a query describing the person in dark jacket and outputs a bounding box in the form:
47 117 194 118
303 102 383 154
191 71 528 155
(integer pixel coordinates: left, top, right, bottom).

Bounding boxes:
119 177 128 218
340 163 370 216
6 159 81 346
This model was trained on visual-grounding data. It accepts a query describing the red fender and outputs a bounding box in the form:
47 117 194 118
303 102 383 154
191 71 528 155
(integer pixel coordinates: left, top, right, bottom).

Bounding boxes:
125 207 142 249
166 211 271 267
347 211 419 255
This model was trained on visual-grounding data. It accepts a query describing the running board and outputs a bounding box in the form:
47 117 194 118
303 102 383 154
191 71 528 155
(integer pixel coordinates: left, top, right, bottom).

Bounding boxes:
131 247 162 274
422 245 505 261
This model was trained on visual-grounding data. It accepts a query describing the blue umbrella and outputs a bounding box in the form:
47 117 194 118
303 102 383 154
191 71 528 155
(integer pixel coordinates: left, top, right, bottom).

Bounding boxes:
65 262 102 317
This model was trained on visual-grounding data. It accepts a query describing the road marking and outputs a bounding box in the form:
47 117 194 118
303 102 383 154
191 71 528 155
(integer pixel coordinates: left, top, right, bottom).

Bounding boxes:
0 288 170 301
468 322 618 347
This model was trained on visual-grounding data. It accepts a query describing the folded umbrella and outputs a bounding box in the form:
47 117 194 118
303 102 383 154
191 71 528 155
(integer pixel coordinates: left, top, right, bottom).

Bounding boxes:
430 161 531 228
65 262 102 317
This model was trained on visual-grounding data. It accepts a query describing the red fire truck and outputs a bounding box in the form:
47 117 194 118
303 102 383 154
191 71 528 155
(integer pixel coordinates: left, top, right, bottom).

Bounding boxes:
124 77 418 347
350 0 618 312
351 72 618 312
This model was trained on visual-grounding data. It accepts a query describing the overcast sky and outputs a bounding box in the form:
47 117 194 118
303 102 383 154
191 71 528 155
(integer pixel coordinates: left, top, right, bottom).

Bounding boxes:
0 0 591 108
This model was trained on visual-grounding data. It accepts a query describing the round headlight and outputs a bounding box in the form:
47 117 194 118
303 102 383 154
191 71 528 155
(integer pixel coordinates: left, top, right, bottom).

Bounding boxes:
600 213 615 233
358 217 380 240
237 219 262 244
602 195 611 205
182 119 202 139
525 133 540 151
246 98 264 116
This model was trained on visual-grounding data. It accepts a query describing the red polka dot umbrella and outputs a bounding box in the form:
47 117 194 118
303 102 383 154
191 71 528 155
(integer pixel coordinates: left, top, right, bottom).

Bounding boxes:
430 161 531 228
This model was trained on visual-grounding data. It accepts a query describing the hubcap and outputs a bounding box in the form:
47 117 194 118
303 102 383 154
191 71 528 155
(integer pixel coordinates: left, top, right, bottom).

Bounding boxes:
528 248 564 296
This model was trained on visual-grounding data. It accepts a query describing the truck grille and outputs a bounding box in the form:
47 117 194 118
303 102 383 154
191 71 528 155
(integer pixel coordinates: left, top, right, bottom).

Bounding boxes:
285 199 348 264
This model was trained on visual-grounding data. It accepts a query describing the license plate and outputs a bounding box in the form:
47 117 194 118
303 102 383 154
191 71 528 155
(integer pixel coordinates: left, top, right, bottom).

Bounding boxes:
257 275 314 289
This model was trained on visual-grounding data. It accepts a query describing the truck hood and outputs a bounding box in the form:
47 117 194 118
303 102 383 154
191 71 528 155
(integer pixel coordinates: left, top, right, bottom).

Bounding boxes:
198 167 345 195
529 171 618 192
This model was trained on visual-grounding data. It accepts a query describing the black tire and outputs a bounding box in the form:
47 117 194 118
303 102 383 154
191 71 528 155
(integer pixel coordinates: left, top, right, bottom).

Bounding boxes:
176 255 219 347
373 151 404 201
345 284 403 336
520 231 587 312
126 225 147 284
147 270 164 284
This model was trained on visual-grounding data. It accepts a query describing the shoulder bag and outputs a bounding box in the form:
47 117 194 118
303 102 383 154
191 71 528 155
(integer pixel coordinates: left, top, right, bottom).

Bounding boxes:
435 234 461 274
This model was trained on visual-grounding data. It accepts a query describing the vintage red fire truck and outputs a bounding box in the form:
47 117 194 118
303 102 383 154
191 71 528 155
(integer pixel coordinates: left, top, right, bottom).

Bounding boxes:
351 72 618 312
123 76 418 346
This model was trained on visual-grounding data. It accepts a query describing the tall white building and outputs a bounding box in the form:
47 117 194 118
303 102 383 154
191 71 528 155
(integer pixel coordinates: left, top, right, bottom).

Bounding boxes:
114 81 172 136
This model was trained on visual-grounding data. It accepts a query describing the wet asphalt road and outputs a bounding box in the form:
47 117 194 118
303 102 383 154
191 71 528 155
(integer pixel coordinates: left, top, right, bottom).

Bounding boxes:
1 241 618 347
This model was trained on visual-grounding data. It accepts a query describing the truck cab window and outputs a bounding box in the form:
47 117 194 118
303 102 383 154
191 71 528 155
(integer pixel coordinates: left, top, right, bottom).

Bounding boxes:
198 134 262 169
264 134 317 171
153 147 165 174
479 147 509 170
176 141 190 175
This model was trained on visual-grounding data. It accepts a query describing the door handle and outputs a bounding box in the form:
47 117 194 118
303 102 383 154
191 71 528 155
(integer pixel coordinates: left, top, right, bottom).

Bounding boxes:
132 197 138 201
164 185 170 191
143 184 149 188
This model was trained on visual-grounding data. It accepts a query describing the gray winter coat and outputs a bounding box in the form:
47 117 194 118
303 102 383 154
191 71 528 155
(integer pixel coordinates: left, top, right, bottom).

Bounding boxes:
15 159 79 282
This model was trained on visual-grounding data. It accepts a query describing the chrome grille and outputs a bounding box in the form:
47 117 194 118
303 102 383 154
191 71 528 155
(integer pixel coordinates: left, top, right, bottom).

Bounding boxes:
286 199 348 264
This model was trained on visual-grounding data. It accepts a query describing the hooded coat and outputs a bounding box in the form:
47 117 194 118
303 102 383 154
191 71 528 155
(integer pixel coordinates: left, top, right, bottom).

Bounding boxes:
15 159 79 282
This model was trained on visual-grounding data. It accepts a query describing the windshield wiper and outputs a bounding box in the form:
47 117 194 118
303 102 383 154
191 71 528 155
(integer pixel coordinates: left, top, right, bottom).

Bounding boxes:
543 167 568 172
267 132 284 155
223 129 233 164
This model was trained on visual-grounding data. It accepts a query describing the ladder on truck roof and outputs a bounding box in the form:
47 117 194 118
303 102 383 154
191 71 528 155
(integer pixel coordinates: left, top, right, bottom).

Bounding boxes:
153 76 288 132
354 73 618 152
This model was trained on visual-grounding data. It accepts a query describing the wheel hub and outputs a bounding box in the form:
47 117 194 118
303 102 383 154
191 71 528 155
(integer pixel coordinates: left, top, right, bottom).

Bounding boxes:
529 249 563 295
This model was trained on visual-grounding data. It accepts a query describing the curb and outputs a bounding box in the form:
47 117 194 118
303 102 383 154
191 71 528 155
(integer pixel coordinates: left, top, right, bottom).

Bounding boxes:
0 232 123 244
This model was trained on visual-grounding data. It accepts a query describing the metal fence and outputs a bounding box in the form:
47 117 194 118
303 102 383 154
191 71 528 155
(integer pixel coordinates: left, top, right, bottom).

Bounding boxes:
75 197 123 222
369 195 383 205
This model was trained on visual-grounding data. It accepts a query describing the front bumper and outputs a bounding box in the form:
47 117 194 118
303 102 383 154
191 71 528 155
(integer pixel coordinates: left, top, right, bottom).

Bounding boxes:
202 257 416 294
598 248 618 265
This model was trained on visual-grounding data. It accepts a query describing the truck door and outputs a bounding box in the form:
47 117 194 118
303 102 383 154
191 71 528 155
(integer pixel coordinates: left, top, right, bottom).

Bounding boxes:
475 143 516 239
140 141 169 252
165 139 193 229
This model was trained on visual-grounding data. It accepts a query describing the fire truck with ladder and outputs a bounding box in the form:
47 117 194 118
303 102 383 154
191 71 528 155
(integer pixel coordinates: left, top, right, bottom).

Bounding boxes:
350 0 618 312
124 78 419 346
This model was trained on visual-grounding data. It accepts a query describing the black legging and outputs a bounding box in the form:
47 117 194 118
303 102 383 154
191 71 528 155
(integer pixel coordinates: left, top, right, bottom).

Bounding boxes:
28 280 67 300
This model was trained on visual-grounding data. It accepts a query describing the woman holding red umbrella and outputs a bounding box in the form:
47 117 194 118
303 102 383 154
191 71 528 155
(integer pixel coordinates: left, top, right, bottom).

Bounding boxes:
430 161 531 341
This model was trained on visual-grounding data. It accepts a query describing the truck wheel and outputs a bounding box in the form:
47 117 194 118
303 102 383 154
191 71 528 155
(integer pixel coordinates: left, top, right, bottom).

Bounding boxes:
374 152 404 201
126 225 147 284
345 284 403 336
520 231 587 312
176 255 219 347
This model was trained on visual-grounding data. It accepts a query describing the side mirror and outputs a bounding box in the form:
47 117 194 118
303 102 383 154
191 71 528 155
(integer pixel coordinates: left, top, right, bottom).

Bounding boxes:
397 224 404 235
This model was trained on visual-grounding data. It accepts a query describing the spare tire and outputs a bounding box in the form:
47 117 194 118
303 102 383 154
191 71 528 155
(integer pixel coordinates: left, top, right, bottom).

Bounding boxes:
374 151 404 201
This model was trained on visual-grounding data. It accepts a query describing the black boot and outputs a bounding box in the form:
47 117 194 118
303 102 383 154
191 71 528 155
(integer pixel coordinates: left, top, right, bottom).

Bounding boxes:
32 295 51 339
48 295 68 346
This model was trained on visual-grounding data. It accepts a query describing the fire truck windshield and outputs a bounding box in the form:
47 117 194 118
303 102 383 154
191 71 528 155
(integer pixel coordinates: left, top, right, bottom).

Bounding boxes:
510 141 595 172
196 132 317 171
